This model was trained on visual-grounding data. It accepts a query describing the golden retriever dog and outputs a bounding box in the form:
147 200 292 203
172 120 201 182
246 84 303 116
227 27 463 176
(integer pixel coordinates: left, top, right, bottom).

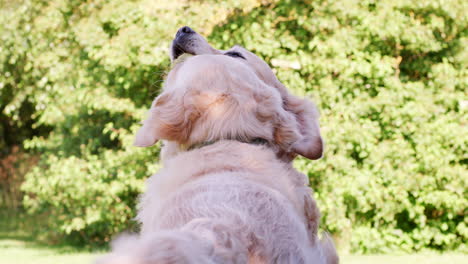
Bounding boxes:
98 26 338 264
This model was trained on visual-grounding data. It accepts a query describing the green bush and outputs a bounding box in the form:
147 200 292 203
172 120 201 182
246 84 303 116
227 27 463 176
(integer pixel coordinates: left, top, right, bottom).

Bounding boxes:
1 0 466 252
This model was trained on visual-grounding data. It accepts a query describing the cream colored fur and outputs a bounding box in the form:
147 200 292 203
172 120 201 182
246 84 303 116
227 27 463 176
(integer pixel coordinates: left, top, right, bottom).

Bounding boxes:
97 33 338 264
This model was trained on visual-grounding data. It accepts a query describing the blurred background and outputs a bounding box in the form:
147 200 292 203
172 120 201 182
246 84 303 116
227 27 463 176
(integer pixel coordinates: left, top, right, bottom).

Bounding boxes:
0 0 466 263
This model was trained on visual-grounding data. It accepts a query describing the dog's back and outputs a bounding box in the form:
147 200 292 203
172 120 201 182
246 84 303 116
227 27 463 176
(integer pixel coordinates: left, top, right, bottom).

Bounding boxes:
98 142 337 264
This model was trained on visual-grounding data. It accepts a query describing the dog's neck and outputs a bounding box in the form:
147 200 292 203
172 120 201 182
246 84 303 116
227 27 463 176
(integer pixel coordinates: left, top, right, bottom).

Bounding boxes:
184 138 270 151
161 139 294 163
159 140 298 185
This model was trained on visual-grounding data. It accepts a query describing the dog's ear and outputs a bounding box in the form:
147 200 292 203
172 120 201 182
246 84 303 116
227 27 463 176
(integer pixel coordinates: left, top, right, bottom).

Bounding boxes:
262 78 323 160
255 90 303 154
134 91 198 147
285 95 324 160
272 109 304 153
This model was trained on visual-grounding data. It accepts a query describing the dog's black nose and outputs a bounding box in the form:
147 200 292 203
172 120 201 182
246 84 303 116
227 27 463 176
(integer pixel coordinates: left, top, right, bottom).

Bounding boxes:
176 26 195 38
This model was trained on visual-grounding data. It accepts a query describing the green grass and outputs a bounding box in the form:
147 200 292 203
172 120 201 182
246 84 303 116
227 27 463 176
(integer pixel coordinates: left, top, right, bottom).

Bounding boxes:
0 208 102 264
0 239 99 264
0 209 466 264
342 254 467 264
0 238 466 264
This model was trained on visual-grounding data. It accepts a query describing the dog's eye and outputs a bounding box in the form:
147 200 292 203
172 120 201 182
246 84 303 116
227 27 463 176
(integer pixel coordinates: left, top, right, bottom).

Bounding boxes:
225 51 246 60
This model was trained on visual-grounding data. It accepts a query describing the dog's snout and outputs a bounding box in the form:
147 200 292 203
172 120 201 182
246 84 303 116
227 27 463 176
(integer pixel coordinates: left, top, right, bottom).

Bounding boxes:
181 26 194 34
176 26 195 38
171 26 217 61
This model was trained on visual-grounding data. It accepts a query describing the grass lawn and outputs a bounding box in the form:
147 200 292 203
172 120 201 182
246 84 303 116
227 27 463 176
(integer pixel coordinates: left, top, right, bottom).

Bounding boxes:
0 209 102 264
1 210 466 264
0 237 466 264
0 239 98 264
343 254 467 264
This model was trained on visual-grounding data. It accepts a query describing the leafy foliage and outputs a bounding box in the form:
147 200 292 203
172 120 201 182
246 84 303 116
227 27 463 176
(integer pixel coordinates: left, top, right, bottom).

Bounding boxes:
1 0 466 252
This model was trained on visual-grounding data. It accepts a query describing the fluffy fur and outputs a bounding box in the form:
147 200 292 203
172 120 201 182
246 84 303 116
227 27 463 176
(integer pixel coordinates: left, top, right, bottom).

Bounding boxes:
97 28 338 264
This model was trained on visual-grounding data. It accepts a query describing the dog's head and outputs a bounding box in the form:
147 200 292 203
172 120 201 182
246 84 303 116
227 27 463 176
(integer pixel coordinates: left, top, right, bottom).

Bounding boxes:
135 27 323 160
